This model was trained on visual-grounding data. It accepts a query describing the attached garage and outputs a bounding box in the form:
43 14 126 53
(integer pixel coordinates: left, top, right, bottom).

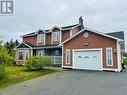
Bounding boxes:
73 49 102 70
60 28 123 72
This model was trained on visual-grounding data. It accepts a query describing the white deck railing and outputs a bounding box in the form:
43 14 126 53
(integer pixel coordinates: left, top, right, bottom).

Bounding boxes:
51 56 62 64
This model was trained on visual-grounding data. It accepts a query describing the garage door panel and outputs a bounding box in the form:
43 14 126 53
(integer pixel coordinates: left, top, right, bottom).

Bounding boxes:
73 50 101 70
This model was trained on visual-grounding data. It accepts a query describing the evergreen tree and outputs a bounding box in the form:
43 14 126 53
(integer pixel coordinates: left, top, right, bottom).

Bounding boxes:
4 39 19 58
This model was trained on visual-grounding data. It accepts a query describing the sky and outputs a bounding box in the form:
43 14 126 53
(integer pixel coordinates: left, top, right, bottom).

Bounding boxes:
0 0 127 51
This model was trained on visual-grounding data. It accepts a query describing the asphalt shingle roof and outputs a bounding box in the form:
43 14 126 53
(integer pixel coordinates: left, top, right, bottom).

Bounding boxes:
22 24 80 37
106 31 124 40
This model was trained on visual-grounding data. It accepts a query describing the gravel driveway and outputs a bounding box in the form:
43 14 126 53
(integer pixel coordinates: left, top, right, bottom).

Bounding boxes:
0 69 127 95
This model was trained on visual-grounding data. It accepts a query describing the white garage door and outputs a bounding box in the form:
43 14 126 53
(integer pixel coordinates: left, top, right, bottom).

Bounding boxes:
73 49 102 70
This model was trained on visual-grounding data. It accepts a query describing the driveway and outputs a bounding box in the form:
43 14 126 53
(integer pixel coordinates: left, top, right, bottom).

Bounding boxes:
0 69 127 95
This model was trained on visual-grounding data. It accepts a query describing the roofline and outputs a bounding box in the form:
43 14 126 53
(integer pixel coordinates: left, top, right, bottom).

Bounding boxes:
21 24 81 37
21 33 36 38
33 45 60 49
61 24 80 31
59 27 123 46
85 27 123 41
46 26 61 33
15 42 32 49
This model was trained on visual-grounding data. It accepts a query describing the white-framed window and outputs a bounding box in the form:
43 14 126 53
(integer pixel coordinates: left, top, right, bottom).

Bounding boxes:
66 49 70 64
37 34 44 43
52 31 60 41
106 48 113 66
18 50 29 61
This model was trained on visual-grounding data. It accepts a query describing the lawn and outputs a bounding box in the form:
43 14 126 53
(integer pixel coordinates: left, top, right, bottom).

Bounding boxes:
0 66 56 88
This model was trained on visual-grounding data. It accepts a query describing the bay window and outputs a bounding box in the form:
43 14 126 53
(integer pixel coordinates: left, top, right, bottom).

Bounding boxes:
18 50 29 61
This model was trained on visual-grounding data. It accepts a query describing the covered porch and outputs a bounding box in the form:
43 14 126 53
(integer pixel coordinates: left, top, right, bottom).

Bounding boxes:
16 43 62 65
33 48 62 64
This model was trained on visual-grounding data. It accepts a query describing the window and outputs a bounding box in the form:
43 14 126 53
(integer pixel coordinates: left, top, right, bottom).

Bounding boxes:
19 52 23 60
106 48 113 66
38 34 44 43
55 50 59 55
18 50 29 60
52 32 60 41
66 49 70 64
25 51 29 60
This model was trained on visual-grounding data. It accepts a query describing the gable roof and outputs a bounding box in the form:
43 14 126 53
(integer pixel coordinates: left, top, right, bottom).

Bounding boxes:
59 27 123 46
21 24 80 37
16 42 32 49
106 31 124 40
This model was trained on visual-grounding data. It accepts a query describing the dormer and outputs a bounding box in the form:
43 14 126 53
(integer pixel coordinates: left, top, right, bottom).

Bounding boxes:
50 26 61 45
37 30 46 46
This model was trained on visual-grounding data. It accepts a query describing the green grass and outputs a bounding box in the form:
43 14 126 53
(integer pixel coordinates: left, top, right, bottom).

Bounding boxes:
0 66 56 88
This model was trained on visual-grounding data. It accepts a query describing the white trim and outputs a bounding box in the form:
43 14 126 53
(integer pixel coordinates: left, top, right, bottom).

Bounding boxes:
62 45 64 68
66 49 70 64
100 48 103 71
60 30 62 43
70 29 72 36
59 28 123 46
117 41 122 71
44 33 46 45
72 48 103 71
37 33 39 46
31 49 33 56
106 48 113 66
15 42 32 49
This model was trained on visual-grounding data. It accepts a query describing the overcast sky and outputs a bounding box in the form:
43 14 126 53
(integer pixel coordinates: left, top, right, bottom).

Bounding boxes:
0 0 127 51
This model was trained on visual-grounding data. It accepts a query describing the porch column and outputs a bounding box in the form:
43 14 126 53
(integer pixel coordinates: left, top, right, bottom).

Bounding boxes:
31 49 33 56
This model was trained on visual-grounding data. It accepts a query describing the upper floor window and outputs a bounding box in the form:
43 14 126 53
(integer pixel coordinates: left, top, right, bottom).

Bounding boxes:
52 31 60 41
38 34 44 43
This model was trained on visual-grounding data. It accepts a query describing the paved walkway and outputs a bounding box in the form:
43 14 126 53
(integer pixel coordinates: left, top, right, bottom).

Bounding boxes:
0 69 127 95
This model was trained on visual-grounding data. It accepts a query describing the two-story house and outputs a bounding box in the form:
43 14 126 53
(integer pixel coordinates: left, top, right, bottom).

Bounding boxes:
16 17 125 72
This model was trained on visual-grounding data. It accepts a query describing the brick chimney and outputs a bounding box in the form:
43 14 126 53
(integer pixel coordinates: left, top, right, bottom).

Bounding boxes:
79 16 84 29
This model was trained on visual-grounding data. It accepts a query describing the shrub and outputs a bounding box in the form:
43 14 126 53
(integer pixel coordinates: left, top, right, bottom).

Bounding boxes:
0 48 14 65
0 65 7 81
123 58 127 65
25 56 52 71
123 52 127 58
